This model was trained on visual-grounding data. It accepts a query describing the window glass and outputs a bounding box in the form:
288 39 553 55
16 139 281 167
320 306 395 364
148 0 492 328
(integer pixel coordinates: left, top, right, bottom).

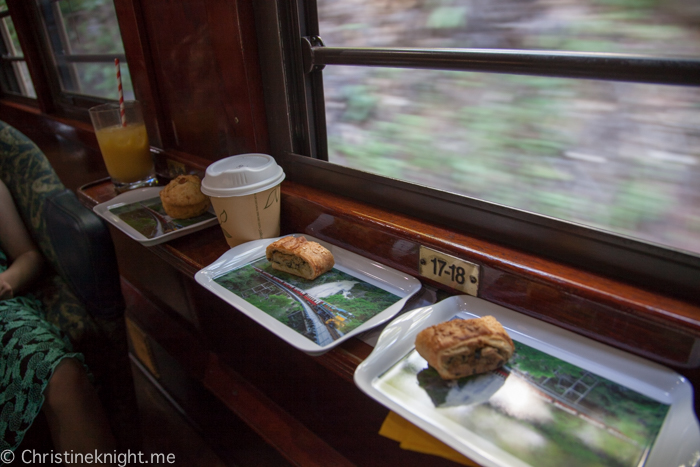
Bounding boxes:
0 3 36 98
2 14 21 54
36 0 134 100
318 0 700 255
60 61 133 100
14 60 35 97
318 0 700 57
51 0 123 55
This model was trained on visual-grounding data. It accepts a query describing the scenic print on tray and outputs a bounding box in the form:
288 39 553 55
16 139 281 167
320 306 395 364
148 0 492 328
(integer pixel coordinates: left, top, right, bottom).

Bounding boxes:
378 316 670 467
214 257 401 346
109 197 214 239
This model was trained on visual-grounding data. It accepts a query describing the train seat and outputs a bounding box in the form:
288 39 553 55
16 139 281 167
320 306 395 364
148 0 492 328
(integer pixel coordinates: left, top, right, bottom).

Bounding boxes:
0 120 140 450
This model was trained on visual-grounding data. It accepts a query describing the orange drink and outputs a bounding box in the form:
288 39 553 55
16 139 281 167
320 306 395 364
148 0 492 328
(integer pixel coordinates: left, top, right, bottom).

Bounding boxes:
89 100 157 192
95 122 152 183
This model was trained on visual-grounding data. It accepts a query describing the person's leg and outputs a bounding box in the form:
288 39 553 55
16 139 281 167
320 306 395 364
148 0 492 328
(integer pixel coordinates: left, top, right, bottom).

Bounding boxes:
42 358 116 465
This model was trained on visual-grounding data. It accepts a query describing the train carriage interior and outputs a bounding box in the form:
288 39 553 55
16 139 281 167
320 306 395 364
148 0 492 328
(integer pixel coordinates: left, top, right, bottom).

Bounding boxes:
1 0 699 466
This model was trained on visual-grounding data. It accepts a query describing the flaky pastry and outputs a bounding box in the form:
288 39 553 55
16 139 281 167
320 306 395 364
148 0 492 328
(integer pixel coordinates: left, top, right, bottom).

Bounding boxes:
415 315 514 380
265 236 334 280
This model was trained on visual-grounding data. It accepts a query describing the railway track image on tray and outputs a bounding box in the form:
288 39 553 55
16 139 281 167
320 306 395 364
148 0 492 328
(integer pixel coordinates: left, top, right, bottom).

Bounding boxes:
214 257 401 347
195 235 422 355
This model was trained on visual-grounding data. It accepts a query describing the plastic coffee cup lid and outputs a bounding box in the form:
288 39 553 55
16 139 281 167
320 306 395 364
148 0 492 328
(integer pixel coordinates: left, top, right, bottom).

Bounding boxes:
201 153 285 197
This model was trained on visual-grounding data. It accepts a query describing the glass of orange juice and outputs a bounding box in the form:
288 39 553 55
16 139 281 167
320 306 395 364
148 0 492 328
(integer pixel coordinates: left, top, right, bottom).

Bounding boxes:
89 100 157 192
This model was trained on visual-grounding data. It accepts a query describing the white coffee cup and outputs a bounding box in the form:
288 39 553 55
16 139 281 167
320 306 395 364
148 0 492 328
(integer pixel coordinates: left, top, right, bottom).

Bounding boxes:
201 154 285 248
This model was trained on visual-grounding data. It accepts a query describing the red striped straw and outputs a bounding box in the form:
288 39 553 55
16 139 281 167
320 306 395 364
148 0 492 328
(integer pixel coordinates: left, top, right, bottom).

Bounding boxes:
114 58 126 127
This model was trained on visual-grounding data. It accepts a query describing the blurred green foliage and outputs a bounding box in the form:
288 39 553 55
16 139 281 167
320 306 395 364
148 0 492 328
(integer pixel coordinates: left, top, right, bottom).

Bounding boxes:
323 0 700 252
51 0 131 99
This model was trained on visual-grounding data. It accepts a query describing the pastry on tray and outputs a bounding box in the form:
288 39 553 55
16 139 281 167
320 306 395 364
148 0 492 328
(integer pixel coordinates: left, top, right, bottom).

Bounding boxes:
159 174 210 219
266 236 335 280
415 315 514 380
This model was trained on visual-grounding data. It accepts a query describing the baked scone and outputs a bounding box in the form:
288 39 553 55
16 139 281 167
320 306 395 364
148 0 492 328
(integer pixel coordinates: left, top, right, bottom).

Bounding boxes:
159 175 210 219
415 316 514 380
266 236 334 280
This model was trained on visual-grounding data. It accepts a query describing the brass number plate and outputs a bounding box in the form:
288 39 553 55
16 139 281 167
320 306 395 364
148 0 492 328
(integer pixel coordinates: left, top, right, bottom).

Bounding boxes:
418 246 479 296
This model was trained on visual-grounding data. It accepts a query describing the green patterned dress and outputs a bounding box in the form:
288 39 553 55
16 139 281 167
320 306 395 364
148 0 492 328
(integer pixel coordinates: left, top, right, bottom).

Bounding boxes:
0 248 85 451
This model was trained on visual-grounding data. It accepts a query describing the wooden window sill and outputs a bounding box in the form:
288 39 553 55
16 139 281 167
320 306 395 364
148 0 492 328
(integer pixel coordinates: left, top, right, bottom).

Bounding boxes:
78 177 700 376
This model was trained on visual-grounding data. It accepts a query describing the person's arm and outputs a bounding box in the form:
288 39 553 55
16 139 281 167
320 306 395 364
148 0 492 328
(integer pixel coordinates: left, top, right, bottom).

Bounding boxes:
0 180 44 299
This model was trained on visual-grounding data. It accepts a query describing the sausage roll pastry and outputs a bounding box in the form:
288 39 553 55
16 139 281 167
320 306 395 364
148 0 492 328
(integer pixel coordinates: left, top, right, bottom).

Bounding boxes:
265 236 335 280
415 315 514 380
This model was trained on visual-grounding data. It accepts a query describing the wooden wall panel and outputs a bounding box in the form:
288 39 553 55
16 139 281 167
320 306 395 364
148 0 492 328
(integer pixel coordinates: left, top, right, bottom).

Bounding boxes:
139 0 268 161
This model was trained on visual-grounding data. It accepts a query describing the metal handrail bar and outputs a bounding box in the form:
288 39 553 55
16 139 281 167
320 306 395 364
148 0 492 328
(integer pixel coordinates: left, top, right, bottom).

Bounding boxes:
303 39 700 87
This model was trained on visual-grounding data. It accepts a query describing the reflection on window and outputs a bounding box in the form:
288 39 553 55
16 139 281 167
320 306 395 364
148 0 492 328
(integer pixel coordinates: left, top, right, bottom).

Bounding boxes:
0 0 36 98
36 0 133 100
318 0 700 255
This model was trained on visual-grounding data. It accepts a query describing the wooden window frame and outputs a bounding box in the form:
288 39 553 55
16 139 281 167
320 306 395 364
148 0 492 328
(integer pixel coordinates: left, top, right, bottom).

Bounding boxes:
2 0 138 121
254 0 700 303
0 7 36 103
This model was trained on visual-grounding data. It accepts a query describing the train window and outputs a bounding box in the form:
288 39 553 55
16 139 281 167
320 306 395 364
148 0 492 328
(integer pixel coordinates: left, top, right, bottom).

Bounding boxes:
318 1 700 255
0 0 35 98
256 1 700 300
34 0 132 104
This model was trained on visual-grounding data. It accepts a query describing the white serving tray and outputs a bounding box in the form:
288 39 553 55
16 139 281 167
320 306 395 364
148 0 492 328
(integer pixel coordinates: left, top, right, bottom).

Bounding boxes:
194 234 422 356
93 187 217 246
354 295 700 467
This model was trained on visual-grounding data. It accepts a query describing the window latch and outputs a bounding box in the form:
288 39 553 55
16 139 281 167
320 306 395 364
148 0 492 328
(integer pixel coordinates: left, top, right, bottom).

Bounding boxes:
301 36 326 74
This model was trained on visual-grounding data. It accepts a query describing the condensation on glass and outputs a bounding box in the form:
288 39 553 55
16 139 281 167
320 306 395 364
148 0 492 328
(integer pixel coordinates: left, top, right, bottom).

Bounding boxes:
317 0 700 255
